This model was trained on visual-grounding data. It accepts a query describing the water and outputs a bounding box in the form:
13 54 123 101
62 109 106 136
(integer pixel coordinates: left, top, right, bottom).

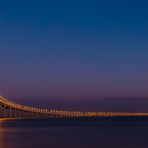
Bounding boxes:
0 119 148 148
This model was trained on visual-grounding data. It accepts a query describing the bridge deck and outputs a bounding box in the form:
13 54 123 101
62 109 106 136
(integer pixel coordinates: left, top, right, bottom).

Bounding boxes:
0 96 148 119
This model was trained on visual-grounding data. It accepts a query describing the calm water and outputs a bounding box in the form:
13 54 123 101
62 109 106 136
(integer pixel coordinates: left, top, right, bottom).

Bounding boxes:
0 119 148 148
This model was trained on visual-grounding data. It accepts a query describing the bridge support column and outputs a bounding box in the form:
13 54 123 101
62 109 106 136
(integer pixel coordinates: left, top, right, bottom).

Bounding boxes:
9 109 12 118
14 109 16 118
2 106 6 118
0 105 2 118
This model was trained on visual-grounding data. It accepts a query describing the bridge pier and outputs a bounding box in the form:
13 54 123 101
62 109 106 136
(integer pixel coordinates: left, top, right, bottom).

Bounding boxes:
2 106 6 118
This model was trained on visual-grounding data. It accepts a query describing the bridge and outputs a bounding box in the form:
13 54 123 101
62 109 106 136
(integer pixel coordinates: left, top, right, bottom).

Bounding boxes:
0 96 148 119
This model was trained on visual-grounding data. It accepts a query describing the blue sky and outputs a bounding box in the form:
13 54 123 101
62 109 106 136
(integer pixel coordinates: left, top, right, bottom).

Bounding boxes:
0 0 148 111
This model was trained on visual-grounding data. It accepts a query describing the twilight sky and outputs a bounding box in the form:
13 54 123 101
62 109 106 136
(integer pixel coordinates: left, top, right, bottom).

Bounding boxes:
0 0 148 111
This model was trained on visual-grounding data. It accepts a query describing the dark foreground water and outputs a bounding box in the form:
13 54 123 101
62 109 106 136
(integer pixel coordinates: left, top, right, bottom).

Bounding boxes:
0 118 148 148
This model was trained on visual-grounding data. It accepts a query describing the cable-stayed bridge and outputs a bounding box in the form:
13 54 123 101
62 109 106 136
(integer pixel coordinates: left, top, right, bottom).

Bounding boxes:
0 96 148 119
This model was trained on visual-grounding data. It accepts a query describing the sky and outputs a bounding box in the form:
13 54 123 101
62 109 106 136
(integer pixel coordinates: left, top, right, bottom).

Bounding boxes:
0 0 148 111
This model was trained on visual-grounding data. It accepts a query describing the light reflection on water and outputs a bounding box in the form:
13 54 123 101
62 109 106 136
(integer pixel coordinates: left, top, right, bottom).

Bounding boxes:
0 126 4 148
0 119 148 148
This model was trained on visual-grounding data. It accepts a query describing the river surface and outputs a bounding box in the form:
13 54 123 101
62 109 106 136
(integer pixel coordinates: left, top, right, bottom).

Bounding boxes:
0 119 148 148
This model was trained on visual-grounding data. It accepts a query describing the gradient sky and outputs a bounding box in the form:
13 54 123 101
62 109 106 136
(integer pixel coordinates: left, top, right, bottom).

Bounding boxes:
0 0 148 111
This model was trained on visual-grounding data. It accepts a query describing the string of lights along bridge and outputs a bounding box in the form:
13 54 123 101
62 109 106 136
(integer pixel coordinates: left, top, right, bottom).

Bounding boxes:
0 96 148 119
